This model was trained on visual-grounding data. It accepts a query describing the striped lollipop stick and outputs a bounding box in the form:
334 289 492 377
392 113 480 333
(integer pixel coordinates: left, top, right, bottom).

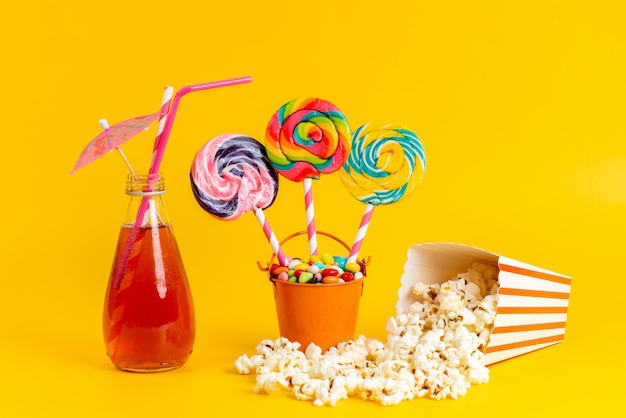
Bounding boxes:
255 208 290 266
347 203 374 264
303 178 318 257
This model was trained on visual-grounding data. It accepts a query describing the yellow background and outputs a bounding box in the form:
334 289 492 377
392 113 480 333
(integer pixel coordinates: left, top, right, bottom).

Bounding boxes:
1 0 623 416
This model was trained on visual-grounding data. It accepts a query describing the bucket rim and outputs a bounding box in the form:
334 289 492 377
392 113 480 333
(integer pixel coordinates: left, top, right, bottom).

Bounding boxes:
270 277 365 288
258 230 371 276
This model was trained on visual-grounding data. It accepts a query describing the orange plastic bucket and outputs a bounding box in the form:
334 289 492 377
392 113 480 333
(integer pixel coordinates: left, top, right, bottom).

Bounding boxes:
261 231 369 352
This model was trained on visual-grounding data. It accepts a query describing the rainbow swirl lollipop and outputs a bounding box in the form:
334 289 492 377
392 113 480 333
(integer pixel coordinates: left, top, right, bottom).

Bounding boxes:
191 134 279 220
340 123 425 264
265 97 351 182
265 97 351 257
340 123 425 206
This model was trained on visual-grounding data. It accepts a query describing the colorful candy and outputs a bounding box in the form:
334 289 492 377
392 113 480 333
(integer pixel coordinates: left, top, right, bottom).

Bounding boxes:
298 272 314 283
191 134 279 220
341 272 354 282
265 97 351 182
268 253 364 284
340 123 425 205
321 253 335 265
344 262 361 273
321 276 340 284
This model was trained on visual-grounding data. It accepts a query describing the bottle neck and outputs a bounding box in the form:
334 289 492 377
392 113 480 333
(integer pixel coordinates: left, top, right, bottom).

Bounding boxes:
123 173 170 227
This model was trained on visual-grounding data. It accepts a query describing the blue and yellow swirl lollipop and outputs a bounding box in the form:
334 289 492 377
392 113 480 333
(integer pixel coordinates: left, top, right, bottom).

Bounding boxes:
340 123 425 205
340 123 426 263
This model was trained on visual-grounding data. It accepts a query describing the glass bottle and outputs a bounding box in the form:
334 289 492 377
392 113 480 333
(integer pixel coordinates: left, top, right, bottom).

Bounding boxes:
103 173 195 372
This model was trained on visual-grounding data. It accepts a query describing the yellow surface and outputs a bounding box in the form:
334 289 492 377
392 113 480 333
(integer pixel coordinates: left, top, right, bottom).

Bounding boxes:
1 1 624 416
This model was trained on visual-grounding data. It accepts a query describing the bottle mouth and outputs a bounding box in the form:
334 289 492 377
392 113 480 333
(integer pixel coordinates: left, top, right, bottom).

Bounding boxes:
125 173 165 195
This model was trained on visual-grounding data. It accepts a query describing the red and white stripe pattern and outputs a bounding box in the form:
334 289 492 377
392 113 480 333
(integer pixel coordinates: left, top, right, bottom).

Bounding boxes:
150 86 174 169
255 208 290 266
347 203 374 264
303 178 318 256
484 258 571 365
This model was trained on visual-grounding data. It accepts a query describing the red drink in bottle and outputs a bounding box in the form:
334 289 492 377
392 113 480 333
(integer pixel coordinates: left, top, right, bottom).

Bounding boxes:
103 174 195 372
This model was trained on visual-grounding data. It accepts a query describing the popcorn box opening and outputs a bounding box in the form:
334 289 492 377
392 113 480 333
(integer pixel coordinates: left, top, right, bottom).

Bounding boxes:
397 242 571 365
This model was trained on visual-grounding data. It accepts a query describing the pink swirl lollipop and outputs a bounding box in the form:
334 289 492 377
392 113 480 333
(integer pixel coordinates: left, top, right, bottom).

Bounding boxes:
191 134 278 220
265 97 351 256
191 134 288 265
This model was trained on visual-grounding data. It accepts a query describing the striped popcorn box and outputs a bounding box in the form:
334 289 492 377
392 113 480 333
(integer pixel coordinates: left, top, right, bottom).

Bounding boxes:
396 242 571 366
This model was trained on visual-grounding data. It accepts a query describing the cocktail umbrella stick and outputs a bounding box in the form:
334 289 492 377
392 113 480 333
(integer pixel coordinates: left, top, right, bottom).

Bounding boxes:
99 119 136 176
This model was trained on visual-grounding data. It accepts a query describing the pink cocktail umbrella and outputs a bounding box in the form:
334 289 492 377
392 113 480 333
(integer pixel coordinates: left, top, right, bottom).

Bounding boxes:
70 113 159 174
